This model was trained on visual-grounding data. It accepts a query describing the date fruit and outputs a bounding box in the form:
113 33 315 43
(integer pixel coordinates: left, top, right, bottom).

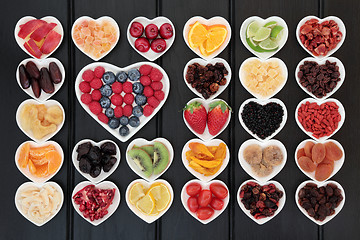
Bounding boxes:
19 64 30 89
26 61 40 79
39 67 54 94
30 78 41 98
49 62 62 84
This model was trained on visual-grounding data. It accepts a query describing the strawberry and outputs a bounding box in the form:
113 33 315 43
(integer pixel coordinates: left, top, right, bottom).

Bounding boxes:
207 101 231 136
184 101 207 134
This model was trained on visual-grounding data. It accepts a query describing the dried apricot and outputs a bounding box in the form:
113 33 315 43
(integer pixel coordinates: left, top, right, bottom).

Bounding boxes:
304 142 315 158
312 143 326 164
18 143 30 168
322 157 334 171
298 156 316 172
325 142 343 161
297 148 306 160
315 163 333 181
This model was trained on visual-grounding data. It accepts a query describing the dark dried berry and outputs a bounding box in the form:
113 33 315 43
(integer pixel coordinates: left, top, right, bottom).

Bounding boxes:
100 142 117 155
90 165 101 178
76 142 92 159
79 157 92 174
103 157 117 172
87 146 101 164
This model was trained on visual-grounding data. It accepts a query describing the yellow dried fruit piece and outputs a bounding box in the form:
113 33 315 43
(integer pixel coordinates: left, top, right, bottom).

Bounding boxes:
190 157 221 168
189 142 214 158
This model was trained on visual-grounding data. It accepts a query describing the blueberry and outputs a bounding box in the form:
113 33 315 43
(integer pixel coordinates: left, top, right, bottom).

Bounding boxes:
129 116 140 127
102 72 116 85
119 126 129 136
100 97 111 108
119 116 129 125
135 94 147 106
108 118 120 129
133 82 144 94
116 71 127 83
128 69 140 81
100 85 113 97
105 108 114 118
132 105 143 117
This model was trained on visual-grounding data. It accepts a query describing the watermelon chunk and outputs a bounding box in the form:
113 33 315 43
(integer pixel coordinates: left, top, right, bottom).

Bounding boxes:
40 30 61 54
24 39 42 58
18 19 46 39
30 22 57 41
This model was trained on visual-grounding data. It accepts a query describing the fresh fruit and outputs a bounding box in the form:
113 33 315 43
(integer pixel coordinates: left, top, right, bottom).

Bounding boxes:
210 198 224 210
198 190 212 207
132 106 143 118
188 21 209 49
130 22 144 38
116 71 127 83
127 148 153 178
253 27 271 41
186 182 202 196
258 38 279 50
153 142 170 175
183 101 207 134
246 21 261 38
128 69 141 81
135 94 147 106
187 196 199 213
143 105 154 117
205 25 227 53
145 24 158 40
207 101 230 136
102 72 116 85
196 207 214 220
210 183 228 199
18 143 30 168
147 183 171 211
159 23 173 39
151 38 166 53
133 82 144 94
119 126 129 136
129 182 145 204
135 37 150 52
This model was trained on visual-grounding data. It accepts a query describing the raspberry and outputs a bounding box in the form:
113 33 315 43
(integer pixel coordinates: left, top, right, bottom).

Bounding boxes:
91 89 102 101
149 68 163 81
123 93 134 105
89 101 102 115
154 90 165 101
143 86 154 97
140 76 151 86
98 112 109 124
94 66 105 78
79 81 91 93
123 82 133 93
151 81 163 91
111 94 123 106
123 104 133 117
80 93 92 104
143 105 154 117
112 82 123 94
114 106 123 118
90 78 103 89
82 70 94 82
147 96 160 108
139 64 152 75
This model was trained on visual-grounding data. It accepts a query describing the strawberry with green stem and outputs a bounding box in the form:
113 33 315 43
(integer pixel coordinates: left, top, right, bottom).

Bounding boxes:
184 101 207 134
207 101 231 136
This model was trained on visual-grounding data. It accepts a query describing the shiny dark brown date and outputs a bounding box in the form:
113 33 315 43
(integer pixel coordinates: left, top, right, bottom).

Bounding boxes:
39 68 55 94
30 78 41 98
25 61 40 79
49 62 62 84
19 64 30 89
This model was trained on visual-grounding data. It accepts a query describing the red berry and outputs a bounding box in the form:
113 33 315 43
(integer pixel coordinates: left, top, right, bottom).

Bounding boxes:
130 22 144 38
79 81 91 93
143 86 154 97
94 66 105 78
112 82 123 94
80 93 92 104
123 105 133 117
91 89 102 101
145 24 158 40
159 23 173 39
123 82 133 93
123 93 135 105
149 68 163 81
82 70 94 82
114 106 123 118
143 105 154 117
98 113 109 124
140 75 151 86
147 96 160 108
135 37 150 52
154 90 165 101
89 101 102 115
139 65 152 75
90 78 103 89
151 81 163 91
111 94 123 106
151 38 166 53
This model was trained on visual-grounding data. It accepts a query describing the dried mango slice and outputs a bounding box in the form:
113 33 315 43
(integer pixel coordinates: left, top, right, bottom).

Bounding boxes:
214 143 227 160
189 142 214 158
190 157 221 168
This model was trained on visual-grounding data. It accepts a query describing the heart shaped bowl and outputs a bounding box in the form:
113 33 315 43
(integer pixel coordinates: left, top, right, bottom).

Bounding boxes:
15 140 64 183
75 62 169 142
15 181 64 226
240 16 289 60
72 181 120 226
237 179 286 225
181 138 229 182
238 139 287 183
127 16 175 61
239 57 288 100
295 180 345 225
296 16 346 59
238 98 287 142
183 98 232 141
295 57 345 100
14 16 64 59
16 99 65 143
181 179 229 224
72 139 120 184
126 138 174 181
183 16 231 60
16 58 65 102
295 98 345 141
71 16 120 61
295 139 344 182
125 179 174 224
183 57 232 101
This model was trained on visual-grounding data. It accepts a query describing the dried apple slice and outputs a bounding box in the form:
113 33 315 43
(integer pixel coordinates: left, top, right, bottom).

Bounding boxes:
30 22 57 42
40 30 61 54
18 19 46 39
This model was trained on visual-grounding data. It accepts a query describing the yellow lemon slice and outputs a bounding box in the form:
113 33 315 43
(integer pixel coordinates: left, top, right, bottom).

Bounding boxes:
147 183 171 212
129 182 145 205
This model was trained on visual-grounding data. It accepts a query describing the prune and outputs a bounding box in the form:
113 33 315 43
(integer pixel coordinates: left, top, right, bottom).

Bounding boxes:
90 165 101 178
243 144 262 165
312 143 326 163
100 142 117 155
325 142 343 161
297 148 306 160
76 142 92 159
39 67 55 94
19 64 30 89
298 156 316 172
304 142 314 158
87 146 101 164
26 61 40 79
30 78 41 98
49 62 62 84
315 163 333 181
103 157 117 172
79 157 92 174
262 145 283 166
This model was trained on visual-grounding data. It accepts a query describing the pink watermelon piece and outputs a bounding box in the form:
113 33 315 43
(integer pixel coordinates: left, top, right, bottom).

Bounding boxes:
40 30 61 54
18 19 46 39
24 40 42 58
30 22 57 41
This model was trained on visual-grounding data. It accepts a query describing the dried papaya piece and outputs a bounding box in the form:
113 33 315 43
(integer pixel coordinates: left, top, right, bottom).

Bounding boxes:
189 142 214 158
214 143 226 160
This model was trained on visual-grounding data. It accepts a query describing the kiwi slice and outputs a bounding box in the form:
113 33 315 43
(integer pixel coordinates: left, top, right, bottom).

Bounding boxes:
153 142 170 175
140 145 155 160
127 148 153 177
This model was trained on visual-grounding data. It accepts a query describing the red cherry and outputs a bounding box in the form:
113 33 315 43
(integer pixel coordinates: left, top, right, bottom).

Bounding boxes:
151 38 166 53
159 23 173 39
135 37 150 52
145 24 159 40
130 22 144 38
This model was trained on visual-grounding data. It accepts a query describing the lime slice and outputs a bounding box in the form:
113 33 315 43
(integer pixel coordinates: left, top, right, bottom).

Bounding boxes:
246 21 261 38
248 37 259 47
264 21 278 28
252 27 271 42
246 38 274 53
259 38 279 50
270 26 284 39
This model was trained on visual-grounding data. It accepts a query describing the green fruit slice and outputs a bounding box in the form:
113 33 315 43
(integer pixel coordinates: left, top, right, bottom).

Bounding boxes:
128 148 153 177
253 27 271 41
152 142 170 175
246 21 261 38
259 38 279 51
263 21 278 28
246 37 275 53
270 26 284 39
140 145 155 159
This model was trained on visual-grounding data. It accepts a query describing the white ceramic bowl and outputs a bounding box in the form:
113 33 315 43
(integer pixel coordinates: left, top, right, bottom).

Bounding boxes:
239 57 288 100
240 16 289 59
181 179 229 224
181 138 229 182
72 139 120 183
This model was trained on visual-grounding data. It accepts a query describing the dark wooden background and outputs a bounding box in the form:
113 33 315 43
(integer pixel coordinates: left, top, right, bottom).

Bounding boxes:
1 0 358 239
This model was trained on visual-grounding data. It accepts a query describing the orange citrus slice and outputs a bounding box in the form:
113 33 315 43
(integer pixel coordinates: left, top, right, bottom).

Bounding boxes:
18 143 30 168
188 22 209 49
46 150 62 174
205 25 227 53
